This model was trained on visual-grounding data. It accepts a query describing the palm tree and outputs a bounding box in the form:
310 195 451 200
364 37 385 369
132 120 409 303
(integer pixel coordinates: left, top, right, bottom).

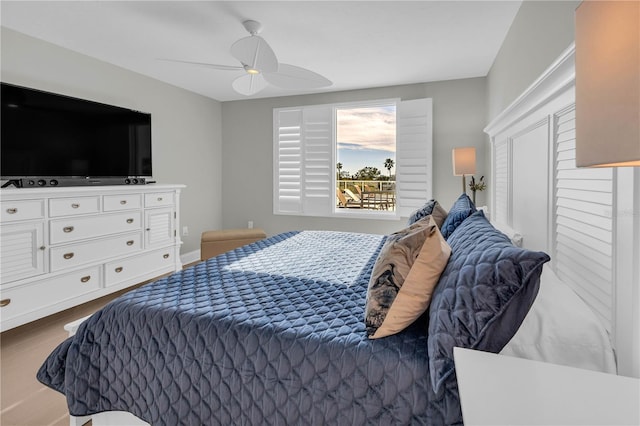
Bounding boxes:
336 162 343 181
384 158 395 179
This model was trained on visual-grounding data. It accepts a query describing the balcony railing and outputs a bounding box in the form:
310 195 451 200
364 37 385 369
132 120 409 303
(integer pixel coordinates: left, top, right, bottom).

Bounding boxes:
336 180 396 211
337 180 395 192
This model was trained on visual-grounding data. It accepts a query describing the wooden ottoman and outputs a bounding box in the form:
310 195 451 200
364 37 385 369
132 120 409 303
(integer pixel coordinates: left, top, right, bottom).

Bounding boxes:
200 228 267 261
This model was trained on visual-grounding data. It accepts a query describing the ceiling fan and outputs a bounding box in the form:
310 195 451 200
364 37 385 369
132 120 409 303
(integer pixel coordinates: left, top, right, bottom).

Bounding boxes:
167 20 332 96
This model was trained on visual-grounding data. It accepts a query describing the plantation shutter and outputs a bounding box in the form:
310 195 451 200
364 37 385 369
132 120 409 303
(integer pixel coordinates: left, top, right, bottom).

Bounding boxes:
553 105 614 331
274 106 332 216
301 106 333 216
274 108 303 214
396 98 433 217
493 138 510 225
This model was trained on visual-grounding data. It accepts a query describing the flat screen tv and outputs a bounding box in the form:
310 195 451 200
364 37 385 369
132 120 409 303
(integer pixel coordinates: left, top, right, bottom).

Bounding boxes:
1 83 152 187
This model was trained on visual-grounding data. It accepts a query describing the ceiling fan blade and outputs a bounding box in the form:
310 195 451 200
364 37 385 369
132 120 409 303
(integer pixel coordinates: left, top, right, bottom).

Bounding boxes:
159 58 243 71
230 35 278 73
232 73 267 96
263 64 332 90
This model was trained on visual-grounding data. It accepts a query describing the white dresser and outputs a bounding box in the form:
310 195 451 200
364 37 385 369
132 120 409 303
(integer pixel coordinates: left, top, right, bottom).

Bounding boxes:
0 184 185 331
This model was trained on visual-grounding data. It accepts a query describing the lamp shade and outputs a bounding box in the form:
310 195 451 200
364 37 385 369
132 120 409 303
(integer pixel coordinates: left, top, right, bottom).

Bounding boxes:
575 0 640 167
452 147 476 176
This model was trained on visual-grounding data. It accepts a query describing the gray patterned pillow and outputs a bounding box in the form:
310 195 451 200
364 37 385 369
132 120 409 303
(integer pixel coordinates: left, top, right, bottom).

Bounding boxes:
365 216 451 338
408 199 448 228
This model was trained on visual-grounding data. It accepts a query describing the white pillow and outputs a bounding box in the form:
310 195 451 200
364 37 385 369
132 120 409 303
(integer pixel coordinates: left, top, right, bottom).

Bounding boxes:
500 265 617 374
490 220 523 247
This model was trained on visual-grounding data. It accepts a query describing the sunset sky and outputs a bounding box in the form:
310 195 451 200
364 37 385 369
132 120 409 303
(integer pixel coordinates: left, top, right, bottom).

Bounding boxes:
336 105 396 177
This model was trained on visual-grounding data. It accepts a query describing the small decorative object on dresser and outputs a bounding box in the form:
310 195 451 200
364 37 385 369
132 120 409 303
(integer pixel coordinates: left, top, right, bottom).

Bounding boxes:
0 184 185 331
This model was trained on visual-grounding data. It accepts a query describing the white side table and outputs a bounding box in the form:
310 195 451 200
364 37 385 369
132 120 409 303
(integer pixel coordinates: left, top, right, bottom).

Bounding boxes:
454 347 640 425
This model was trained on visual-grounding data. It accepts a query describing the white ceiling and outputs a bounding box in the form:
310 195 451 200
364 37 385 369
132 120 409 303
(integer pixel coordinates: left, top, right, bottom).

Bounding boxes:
1 1 522 102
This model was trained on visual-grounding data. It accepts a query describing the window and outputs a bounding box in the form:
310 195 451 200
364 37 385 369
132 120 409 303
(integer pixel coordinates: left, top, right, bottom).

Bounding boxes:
337 104 396 212
273 98 432 219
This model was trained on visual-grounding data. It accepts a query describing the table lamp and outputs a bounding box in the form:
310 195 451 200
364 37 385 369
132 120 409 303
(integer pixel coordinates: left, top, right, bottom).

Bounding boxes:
575 0 639 167
452 147 476 194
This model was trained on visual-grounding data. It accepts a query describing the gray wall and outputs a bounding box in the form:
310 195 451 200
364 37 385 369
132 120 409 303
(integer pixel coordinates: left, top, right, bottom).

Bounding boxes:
1 28 223 254
484 0 580 215
221 78 486 236
486 0 581 121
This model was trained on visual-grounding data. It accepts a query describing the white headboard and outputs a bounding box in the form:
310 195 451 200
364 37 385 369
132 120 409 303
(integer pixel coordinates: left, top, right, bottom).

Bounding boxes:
484 43 640 378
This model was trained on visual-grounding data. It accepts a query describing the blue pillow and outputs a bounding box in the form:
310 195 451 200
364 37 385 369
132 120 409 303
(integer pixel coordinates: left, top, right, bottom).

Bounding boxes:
427 211 550 393
439 193 476 239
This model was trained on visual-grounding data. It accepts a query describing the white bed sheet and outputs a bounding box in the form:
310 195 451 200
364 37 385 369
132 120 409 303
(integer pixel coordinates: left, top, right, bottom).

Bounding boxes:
501 265 617 374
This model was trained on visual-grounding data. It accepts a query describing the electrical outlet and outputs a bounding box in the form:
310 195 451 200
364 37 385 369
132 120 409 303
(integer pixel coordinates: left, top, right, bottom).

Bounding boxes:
182 226 189 236
248 221 254 229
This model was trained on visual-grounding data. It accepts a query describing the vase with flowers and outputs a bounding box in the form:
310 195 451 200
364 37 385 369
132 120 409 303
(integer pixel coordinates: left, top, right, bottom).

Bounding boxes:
469 176 486 205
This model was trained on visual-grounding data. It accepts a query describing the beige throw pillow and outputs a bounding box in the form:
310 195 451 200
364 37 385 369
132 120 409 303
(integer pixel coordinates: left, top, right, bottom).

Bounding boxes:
365 216 452 339
430 202 448 229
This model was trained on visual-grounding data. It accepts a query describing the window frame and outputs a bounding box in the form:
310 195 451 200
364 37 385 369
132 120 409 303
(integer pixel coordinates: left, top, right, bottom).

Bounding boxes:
333 99 399 220
273 97 432 220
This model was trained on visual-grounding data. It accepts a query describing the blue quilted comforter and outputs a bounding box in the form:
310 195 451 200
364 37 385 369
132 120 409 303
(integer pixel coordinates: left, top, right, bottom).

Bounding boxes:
38 231 465 425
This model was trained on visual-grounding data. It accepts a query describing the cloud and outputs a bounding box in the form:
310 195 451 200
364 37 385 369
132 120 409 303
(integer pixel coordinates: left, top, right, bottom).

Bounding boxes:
337 105 396 152
338 142 371 151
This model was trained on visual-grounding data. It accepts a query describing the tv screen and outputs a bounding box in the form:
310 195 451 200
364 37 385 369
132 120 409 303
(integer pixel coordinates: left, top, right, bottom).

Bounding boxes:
1 83 152 182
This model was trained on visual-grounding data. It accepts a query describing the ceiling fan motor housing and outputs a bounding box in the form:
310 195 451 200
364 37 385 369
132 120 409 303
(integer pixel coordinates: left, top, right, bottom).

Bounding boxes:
242 20 263 35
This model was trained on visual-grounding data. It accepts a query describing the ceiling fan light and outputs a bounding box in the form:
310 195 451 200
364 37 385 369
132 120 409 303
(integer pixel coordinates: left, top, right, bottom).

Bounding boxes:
246 67 260 75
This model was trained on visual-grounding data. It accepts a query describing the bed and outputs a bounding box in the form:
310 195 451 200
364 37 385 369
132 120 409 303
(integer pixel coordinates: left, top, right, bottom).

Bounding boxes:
37 197 616 425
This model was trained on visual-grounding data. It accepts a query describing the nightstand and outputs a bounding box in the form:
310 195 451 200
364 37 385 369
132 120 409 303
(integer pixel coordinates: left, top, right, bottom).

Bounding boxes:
454 347 640 425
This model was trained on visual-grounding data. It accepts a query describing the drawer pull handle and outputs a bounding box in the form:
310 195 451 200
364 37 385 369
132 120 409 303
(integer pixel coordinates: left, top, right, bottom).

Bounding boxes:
71 203 80 209
40 246 46 251
126 240 134 246
0 299 11 307
126 218 134 224
6 208 17 214
157 197 163 201
163 253 170 259
115 267 123 273
63 253 74 260
80 276 91 283
120 200 127 205
63 226 74 233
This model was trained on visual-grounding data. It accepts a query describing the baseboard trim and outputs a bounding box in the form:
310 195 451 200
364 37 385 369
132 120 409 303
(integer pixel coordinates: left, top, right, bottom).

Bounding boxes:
181 249 201 266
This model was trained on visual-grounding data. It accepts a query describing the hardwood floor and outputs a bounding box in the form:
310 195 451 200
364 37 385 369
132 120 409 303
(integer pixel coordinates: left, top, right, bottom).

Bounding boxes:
0 283 147 426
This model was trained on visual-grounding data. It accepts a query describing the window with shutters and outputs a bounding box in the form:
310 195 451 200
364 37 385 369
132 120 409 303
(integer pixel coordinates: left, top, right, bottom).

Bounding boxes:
273 98 432 219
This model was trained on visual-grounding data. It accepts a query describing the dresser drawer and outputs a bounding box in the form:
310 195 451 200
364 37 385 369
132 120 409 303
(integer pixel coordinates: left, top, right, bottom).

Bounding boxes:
49 196 100 217
50 232 142 272
103 194 142 211
1 199 45 223
105 248 175 287
50 212 142 244
145 192 175 208
0 266 101 322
